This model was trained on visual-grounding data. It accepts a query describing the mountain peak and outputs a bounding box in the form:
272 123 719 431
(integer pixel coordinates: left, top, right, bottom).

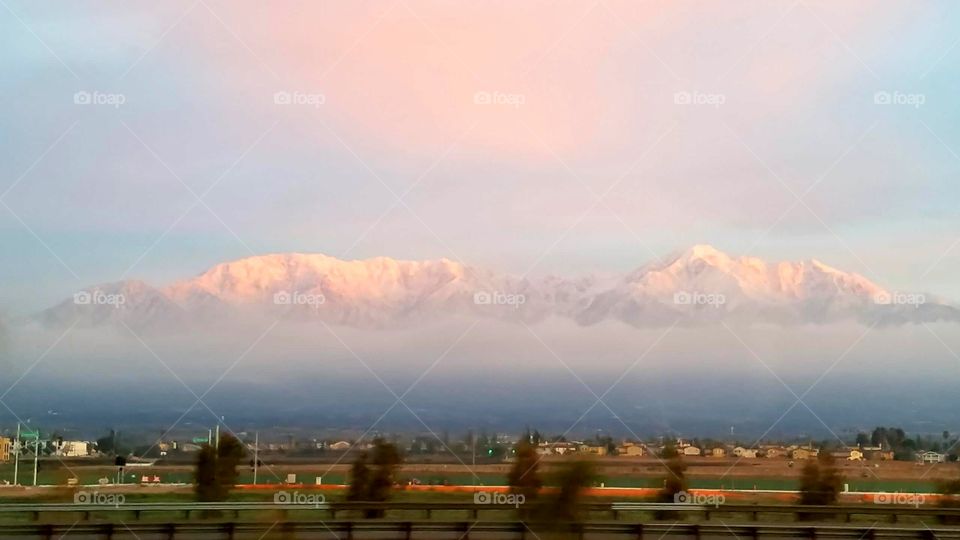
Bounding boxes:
686 244 724 257
34 247 958 331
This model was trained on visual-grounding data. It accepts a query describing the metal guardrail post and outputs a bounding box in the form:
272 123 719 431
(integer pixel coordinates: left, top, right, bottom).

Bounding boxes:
403 521 412 540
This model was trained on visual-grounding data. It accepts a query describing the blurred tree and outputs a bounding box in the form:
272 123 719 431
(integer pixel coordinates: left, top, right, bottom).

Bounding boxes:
193 434 246 502
508 441 542 506
547 460 596 522
347 439 402 518
799 452 843 506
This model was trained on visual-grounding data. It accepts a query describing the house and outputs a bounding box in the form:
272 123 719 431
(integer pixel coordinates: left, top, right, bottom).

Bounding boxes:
551 442 578 455
918 451 946 464
579 444 607 456
617 443 644 457
790 448 818 460
861 445 894 461
869 450 895 461
733 447 758 458
710 447 726 458
329 441 351 451
762 447 787 459
831 449 863 461
54 441 90 457
0 437 10 462
682 446 702 456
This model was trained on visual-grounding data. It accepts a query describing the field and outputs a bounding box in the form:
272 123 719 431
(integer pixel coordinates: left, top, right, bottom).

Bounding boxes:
1 455 956 498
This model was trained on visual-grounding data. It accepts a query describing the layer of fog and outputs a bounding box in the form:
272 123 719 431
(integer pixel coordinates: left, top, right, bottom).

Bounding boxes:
2 317 957 438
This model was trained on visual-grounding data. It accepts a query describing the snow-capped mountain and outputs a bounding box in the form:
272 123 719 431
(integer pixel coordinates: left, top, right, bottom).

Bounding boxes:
34 245 959 331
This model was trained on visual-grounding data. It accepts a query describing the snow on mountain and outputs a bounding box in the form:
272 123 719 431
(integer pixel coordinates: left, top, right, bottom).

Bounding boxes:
34 246 960 331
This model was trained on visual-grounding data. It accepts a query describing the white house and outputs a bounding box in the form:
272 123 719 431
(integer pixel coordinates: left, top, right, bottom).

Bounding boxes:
918 451 946 464
55 441 90 457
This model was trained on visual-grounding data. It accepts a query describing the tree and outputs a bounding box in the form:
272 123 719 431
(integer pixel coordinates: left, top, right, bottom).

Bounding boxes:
347 452 371 502
655 457 688 520
96 430 128 456
194 445 221 501
507 441 542 507
661 440 679 458
799 452 843 506
346 439 402 518
659 457 688 502
193 434 247 502
369 439 402 503
546 460 596 522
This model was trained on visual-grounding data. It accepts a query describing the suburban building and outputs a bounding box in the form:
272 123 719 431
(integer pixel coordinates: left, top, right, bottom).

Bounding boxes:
860 445 894 461
790 447 818 460
918 451 946 464
329 441 351 451
830 449 863 461
865 449 894 461
682 446 702 456
0 437 10 462
762 447 787 458
710 447 726 458
579 444 608 456
617 443 644 456
733 447 758 458
53 440 90 457
545 442 577 455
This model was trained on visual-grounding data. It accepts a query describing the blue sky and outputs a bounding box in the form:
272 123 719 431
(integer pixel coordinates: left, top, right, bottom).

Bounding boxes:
3 0 960 315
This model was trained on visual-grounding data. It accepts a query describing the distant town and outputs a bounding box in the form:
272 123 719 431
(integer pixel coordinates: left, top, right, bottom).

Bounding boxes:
2 425 955 473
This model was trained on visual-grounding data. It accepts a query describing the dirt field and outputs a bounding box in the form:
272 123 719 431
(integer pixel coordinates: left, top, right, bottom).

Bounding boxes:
2 456 956 495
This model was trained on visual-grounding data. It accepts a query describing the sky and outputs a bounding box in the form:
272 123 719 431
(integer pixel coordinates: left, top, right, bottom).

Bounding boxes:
3 0 960 315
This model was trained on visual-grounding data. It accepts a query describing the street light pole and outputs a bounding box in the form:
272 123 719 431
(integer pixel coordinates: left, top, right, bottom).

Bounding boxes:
32 430 39 486
13 423 20 486
253 432 259 485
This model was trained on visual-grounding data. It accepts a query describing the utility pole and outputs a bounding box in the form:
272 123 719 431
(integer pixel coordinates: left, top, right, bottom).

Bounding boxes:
13 423 20 486
215 424 220 450
32 430 39 486
253 432 259 485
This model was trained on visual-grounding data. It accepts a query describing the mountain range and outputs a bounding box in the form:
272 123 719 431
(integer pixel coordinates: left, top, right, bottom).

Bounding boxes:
35 245 959 331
